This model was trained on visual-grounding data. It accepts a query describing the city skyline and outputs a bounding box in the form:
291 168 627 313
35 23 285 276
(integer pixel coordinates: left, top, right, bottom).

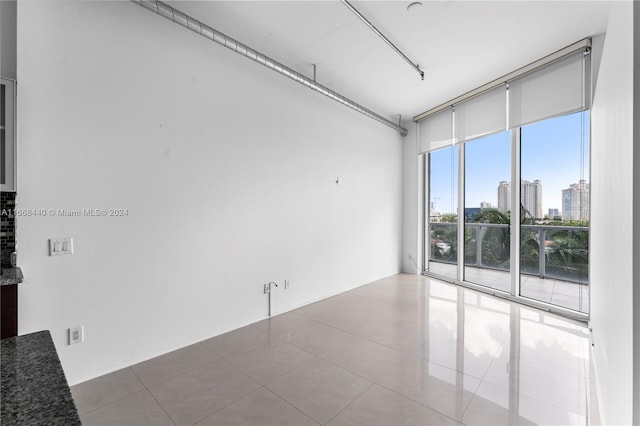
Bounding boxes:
429 111 590 217
432 177 589 218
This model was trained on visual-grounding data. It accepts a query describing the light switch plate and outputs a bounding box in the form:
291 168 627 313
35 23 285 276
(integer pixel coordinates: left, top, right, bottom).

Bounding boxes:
49 237 73 256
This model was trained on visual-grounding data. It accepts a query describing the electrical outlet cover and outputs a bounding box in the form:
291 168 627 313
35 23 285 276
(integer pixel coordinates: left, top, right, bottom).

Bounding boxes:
69 325 84 345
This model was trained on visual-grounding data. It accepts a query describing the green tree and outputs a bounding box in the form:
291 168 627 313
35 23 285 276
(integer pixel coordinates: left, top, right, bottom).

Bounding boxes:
440 214 457 223
545 229 589 280
468 206 535 269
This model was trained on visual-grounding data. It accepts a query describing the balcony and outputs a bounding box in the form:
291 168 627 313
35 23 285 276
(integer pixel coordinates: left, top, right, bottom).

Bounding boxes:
428 222 589 313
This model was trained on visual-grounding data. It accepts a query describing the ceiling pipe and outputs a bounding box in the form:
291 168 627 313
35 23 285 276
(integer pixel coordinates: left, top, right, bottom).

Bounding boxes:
340 0 424 81
130 0 408 137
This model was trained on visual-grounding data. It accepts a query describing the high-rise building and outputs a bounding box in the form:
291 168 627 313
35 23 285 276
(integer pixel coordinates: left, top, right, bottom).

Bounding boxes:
548 208 560 218
497 180 542 218
480 201 492 209
562 180 590 221
497 181 510 212
521 179 543 219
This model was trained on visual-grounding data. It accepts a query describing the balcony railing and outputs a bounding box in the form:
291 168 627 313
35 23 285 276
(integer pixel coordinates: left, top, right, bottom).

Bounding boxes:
429 222 589 284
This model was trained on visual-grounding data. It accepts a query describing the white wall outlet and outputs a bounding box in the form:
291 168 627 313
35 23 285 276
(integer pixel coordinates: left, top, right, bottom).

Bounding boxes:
69 325 84 345
49 237 74 256
284 279 290 289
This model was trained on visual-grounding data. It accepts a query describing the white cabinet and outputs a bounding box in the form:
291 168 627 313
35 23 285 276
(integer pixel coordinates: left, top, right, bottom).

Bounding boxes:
1 78 16 192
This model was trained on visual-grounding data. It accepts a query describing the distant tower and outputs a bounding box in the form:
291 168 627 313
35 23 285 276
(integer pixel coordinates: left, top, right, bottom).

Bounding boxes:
521 179 543 219
562 180 590 221
480 201 492 209
497 181 510 212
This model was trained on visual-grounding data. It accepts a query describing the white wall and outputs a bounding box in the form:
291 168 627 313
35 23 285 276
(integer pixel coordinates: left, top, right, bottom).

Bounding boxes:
590 1 636 424
0 0 16 80
16 1 403 385
401 123 420 274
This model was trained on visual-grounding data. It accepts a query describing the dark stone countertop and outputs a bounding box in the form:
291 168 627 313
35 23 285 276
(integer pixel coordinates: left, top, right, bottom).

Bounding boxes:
0 267 23 286
1 330 81 425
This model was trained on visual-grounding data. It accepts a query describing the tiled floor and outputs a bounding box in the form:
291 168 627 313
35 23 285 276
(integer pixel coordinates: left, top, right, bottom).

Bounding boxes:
72 273 598 425
428 262 590 313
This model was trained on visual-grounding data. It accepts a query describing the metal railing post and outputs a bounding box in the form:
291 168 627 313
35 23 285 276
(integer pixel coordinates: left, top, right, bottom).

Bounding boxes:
538 228 546 278
476 225 484 267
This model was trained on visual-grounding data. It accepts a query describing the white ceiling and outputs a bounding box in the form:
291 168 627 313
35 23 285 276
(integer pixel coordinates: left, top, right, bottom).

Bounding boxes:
166 1 611 124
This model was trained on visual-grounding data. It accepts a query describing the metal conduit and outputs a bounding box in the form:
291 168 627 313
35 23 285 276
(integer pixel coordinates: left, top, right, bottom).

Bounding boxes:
131 0 408 137
340 0 424 81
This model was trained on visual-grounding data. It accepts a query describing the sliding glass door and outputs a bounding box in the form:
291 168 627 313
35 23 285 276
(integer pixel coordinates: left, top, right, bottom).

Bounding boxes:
419 40 591 318
427 146 458 280
519 111 590 314
463 132 512 292
423 112 590 315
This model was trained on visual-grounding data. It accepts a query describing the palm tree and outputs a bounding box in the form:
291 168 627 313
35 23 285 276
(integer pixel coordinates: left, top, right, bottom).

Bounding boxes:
469 208 510 268
469 205 535 269
545 229 589 281
465 206 588 281
471 208 510 224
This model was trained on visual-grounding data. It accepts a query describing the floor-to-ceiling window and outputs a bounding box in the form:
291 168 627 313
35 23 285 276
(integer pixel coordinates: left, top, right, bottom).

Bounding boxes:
463 131 511 292
428 146 458 280
419 39 591 319
519 111 590 313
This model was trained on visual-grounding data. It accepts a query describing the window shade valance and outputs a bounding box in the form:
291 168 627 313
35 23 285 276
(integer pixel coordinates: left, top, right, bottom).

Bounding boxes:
455 85 507 144
416 38 590 155
508 51 588 128
417 107 453 154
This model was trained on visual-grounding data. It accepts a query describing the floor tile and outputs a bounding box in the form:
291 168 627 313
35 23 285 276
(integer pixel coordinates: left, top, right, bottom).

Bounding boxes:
501 319 588 378
266 357 372 425
294 293 415 335
319 333 408 382
463 381 584 426
424 330 499 379
254 313 356 356
131 343 219 387
73 273 594 426
200 325 273 357
327 384 457 426
224 339 315 384
483 353 583 414
80 390 175 426
353 320 435 359
71 367 145 415
584 377 600 424
349 277 429 307
293 293 364 321
195 387 319 426
377 358 480 421
149 358 260 425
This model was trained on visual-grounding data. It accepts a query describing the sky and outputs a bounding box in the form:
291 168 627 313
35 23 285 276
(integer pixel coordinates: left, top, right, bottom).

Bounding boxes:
429 110 590 216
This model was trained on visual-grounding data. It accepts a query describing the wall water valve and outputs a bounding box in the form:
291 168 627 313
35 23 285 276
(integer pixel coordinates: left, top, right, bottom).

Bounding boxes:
266 281 278 316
